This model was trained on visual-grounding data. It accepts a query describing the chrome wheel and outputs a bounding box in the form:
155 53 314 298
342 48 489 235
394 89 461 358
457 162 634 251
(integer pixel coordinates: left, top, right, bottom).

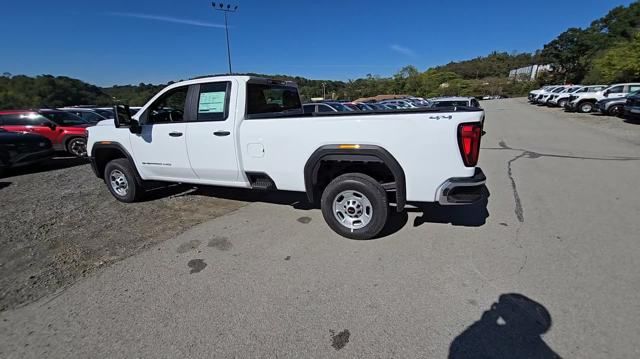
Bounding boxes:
109 169 128 197
579 102 593 113
333 190 373 230
69 138 87 157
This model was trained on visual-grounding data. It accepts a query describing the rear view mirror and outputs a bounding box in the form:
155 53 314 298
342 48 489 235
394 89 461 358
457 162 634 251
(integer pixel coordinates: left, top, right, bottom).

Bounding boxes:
113 104 132 128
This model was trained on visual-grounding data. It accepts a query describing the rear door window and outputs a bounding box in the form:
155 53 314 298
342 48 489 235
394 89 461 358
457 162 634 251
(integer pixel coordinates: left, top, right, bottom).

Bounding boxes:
628 85 640 93
197 82 229 121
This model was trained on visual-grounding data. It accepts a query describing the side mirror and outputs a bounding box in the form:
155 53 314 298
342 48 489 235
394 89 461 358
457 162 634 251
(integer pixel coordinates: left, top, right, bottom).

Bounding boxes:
47 122 57 130
603 90 610 97
114 104 142 134
113 104 132 128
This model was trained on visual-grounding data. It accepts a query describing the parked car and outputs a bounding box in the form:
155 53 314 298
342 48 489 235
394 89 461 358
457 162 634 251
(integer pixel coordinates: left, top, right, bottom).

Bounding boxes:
430 97 481 108
0 128 54 176
60 107 114 123
341 103 362 111
303 102 354 113
379 99 416 108
533 85 572 104
364 103 389 110
528 86 557 102
566 83 640 113
544 86 582 106
596 91 639 117
548 85 605 108
88 76 486 240
0 110 92 157
623 92 640 121
405 97 431 107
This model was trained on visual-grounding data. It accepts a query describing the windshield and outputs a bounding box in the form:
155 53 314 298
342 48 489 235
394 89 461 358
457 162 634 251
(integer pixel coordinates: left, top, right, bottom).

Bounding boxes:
95 109 114 118
328 103 353 112
40 111 88 125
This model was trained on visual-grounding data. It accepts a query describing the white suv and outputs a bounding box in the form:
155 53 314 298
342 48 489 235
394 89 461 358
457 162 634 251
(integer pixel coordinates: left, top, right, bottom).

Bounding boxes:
566 83 640 113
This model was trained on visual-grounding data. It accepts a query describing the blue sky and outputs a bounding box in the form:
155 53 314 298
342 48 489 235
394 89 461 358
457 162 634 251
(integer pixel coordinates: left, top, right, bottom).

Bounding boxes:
1 0 634 86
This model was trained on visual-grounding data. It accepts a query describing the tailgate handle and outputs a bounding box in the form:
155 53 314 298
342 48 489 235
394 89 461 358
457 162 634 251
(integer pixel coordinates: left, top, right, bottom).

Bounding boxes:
214 131 230 136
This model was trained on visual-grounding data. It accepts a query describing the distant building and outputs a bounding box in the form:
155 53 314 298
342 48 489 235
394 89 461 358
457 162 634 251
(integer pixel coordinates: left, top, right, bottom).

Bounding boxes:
508 64 552 81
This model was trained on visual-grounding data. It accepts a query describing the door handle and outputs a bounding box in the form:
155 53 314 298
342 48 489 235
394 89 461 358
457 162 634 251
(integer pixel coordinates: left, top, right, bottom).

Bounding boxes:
169 131 183 137
214 131 230 136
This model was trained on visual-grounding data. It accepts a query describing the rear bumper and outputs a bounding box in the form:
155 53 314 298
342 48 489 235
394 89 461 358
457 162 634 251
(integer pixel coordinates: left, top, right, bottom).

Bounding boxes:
437 168 486 205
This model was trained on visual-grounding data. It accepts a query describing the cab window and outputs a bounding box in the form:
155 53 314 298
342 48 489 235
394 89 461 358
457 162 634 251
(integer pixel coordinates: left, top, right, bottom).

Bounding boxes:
145 86 188 124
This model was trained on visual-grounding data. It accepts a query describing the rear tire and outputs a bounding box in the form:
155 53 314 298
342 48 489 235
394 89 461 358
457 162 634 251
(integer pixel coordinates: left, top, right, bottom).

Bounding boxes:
321 173 388 240
608 104 623 117
66 137 87 157
104 158 143 203
577 101 594 113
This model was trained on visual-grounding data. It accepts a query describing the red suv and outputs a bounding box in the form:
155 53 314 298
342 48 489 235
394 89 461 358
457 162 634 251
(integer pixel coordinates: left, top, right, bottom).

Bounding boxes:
0 109 92 156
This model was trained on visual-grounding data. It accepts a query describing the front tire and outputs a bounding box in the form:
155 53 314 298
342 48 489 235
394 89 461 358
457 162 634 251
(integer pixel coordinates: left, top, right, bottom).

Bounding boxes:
321 173 388 240
577 101 594 113
557 99 567 108
104 158 143 203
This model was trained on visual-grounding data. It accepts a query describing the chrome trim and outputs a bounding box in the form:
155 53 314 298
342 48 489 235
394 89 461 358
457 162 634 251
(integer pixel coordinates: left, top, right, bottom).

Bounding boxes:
437 168 486 206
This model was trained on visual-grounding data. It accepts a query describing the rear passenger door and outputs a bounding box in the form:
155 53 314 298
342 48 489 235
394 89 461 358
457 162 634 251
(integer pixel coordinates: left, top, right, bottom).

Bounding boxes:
185 80 240 183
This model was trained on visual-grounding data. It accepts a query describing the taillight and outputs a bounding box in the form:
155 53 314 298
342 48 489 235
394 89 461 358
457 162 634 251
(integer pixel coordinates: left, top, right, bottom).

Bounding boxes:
458 123 482 167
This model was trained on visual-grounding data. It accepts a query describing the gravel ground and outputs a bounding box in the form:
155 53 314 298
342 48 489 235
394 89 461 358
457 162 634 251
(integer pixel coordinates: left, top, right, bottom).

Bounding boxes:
0 158 245 311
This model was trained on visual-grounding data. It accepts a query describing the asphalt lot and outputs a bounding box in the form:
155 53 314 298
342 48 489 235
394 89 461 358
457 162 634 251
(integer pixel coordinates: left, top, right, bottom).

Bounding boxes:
1 98 640 358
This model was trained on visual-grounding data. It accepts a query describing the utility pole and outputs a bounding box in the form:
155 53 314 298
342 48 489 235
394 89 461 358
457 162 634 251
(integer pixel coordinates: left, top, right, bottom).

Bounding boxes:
212 2 238 74
322 82 326 99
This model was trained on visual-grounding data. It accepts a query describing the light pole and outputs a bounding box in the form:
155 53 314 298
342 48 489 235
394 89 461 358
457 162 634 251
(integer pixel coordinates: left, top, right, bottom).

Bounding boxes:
212 2 238 74
322 82 326 99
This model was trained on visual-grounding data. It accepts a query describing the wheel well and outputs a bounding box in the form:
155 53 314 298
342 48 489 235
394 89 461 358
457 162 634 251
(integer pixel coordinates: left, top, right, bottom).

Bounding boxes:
93 148 126 179
315 160 395 197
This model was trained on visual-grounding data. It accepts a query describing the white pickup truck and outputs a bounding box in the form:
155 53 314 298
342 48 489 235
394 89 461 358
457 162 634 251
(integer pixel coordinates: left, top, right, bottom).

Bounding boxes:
87 76 486 239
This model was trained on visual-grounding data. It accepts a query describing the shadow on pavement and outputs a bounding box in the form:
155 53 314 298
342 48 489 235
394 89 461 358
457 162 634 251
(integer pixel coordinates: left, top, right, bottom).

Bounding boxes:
449 293 561 359
0 181 11 190
413 186 490 228
158 185 316 210
1 155 88 178
144 184 489 237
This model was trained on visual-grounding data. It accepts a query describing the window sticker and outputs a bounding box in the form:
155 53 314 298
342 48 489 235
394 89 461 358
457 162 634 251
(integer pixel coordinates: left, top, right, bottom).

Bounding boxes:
199 91 225 113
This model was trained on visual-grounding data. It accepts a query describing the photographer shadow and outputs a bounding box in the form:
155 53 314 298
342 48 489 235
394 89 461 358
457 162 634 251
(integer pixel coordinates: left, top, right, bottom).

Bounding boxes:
449 293 561 359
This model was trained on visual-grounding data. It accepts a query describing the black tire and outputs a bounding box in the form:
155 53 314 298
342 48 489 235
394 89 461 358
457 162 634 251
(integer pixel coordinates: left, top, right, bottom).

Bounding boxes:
577 101 594 113
104 158 143 203
66 137 87 157
608 104 623 117
320 173 388 240
557 99 567 108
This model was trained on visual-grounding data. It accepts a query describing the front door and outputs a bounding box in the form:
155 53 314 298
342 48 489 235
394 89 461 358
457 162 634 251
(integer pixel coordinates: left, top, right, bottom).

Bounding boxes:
185 81 240 183
129 84 197 180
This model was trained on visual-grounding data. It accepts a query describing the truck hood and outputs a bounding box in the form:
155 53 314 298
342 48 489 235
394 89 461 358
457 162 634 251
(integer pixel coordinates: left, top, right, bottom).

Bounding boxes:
95 119 115 126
